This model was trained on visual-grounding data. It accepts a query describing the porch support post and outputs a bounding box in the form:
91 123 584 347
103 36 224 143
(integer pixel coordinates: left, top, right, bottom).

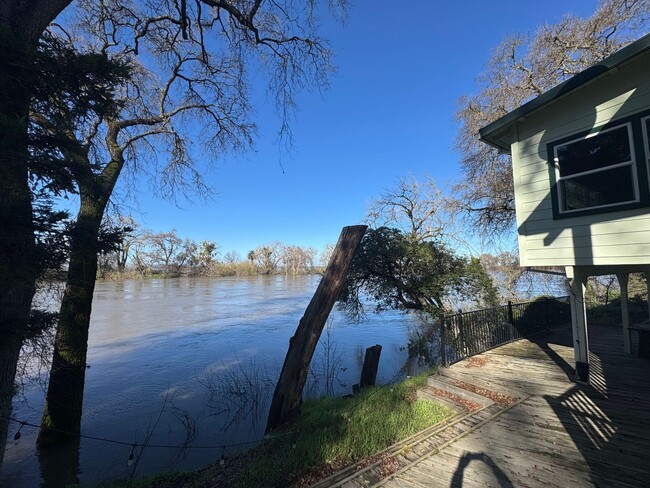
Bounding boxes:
617 272 631 354
568 267 589 383
647 274 650 321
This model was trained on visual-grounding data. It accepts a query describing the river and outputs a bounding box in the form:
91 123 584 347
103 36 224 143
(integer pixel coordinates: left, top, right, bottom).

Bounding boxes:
1 275 428 487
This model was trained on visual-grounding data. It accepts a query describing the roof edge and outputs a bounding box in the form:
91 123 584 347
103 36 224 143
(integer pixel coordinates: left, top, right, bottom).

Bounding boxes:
479 32 650 153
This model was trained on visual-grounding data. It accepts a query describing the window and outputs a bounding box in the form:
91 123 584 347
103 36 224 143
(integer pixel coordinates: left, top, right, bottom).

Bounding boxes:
553 123 639 214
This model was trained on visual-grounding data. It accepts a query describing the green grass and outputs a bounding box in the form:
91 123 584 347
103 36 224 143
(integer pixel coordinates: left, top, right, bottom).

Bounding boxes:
235 371 450 487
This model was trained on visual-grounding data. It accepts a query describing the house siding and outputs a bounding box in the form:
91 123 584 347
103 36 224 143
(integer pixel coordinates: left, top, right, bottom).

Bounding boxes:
513 50 650 267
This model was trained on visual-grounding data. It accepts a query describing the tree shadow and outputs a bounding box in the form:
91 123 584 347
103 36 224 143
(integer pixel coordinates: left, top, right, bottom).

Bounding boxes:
529 331 575 381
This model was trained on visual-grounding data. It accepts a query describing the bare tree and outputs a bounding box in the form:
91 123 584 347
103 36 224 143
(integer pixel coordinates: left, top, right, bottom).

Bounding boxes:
367 174 474 252
113 215 138 272
588 275 620 306
37 0 348 447
481 251 568 301
98 214 138 273
318 243 334 269
455 0 650 238
480 252 525 302
131 228 154 276
282 245 316 275
253 243 284 275
144 230 183 275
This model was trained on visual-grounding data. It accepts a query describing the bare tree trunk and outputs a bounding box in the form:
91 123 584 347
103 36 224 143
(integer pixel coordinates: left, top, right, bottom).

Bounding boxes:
266 225 366 433
38 190 107 447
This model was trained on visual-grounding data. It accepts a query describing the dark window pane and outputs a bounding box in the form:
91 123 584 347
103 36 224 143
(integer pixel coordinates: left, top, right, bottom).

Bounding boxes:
561 164 635 211
557 126 631 177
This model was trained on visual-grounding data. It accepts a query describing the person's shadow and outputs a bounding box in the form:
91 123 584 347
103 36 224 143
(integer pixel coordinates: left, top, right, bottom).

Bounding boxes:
450 451 515 487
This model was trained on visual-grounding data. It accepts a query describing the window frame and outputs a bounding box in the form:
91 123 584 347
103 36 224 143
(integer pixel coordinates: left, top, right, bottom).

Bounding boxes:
547 112 650 220
554 122 638 215
642 115 650 189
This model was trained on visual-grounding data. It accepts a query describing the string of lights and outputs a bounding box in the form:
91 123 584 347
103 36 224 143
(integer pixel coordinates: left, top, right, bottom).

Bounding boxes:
2 414 289 450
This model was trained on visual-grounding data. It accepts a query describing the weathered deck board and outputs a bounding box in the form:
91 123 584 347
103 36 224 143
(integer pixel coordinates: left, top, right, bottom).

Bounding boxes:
380 323 650 488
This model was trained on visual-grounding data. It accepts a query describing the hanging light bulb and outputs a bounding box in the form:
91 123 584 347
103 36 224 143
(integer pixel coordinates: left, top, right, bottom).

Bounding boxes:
13 422 25 441
127 444 136 466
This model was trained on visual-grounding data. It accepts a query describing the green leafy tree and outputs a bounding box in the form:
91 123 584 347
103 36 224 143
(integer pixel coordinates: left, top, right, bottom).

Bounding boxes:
198 240 219 267
338 227 498 320
36 44 134 448
0 7 75 462
0 30 130 459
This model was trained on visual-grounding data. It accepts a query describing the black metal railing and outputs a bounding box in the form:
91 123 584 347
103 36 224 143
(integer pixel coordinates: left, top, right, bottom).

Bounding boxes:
440 296 570 366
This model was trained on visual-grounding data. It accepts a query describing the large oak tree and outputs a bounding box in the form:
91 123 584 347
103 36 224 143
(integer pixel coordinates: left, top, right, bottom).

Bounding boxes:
0 0 347 460
455 0 650 238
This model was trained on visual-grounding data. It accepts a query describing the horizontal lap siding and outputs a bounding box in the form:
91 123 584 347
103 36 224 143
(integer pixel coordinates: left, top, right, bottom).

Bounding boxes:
512 52 650 267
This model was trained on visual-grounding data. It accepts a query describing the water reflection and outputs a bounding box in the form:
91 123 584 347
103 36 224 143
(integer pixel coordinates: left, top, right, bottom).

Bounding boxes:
39 437 80 488
2 275 426 487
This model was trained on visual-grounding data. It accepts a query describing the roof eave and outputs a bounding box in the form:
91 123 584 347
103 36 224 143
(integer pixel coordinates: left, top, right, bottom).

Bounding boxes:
478 132 511 154
478 32 650 150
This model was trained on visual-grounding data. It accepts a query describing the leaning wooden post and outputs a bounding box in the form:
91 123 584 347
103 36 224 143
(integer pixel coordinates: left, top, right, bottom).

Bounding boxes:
359 345 382 389
265 225 367 433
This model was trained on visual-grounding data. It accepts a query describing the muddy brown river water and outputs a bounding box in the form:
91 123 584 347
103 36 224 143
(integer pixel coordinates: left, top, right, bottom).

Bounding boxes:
1 275 425 487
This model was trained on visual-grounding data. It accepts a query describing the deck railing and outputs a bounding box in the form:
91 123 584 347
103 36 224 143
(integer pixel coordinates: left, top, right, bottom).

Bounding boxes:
440 296 570 366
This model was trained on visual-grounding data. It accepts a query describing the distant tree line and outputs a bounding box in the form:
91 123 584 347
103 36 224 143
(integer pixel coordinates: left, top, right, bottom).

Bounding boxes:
96 216 326 279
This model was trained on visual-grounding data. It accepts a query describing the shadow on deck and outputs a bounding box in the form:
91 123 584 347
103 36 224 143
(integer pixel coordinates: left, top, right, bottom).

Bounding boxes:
381 323 650 488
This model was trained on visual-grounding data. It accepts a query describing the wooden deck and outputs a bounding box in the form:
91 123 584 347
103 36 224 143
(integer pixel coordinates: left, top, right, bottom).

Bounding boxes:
380 323 650 488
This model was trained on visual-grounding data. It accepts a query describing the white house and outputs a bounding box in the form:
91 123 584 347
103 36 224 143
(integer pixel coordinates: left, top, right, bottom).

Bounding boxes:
479 33 650 382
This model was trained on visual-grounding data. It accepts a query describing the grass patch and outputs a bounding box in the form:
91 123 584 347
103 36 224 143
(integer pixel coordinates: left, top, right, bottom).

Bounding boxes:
239 371 451 487
125 371 450 488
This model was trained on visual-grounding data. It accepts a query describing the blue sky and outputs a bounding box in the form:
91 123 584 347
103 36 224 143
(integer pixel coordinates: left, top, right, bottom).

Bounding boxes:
119 1 600 258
